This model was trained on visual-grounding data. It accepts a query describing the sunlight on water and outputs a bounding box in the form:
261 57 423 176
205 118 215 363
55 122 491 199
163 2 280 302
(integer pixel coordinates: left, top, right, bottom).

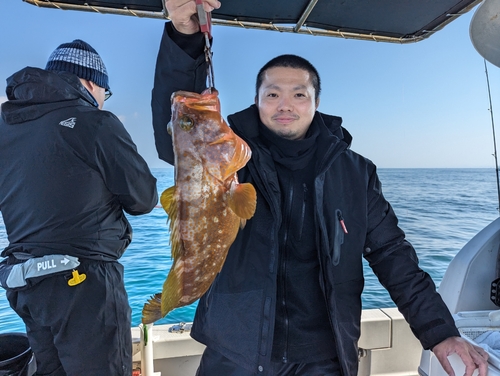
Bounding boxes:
1 168 499 333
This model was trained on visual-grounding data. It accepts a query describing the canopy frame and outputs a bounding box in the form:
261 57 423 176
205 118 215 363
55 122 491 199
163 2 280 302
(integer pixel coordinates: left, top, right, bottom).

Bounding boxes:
23 0 482 44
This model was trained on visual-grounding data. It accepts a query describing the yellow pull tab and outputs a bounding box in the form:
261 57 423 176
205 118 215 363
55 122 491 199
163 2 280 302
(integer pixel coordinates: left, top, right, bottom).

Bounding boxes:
68 270 86 286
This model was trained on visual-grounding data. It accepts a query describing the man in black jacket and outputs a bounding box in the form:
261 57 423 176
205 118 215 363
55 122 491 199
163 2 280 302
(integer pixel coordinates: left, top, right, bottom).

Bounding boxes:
152 1 489 375
0 39 158 375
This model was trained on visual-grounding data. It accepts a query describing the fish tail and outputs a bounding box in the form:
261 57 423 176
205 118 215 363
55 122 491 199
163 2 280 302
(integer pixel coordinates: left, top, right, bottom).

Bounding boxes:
141 293 163 324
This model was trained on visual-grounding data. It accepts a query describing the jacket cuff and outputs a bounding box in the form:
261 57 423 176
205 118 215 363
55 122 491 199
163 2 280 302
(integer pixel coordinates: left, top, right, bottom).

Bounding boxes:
419 323 460 350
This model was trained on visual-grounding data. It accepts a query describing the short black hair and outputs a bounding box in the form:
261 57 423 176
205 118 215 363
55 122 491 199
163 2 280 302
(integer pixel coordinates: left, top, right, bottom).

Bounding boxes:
255 54 321 101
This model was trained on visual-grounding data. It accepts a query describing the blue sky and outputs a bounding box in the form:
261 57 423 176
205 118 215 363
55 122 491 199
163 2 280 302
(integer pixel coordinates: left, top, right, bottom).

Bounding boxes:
1 1 499 168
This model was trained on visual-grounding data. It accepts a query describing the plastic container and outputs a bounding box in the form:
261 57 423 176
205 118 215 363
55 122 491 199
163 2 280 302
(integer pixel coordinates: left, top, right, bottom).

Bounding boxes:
0 333 35 376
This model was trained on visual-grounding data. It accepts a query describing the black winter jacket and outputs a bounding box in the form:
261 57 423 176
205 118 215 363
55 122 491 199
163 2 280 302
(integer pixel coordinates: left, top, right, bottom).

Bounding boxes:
0 67 158 261
152 23 460 375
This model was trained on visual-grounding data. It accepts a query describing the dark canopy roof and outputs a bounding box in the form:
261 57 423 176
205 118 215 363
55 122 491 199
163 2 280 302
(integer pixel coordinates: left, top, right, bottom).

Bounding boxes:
24 0 482 43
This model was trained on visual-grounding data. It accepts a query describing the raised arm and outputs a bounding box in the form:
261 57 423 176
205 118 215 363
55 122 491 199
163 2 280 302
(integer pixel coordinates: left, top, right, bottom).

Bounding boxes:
151 0 220 164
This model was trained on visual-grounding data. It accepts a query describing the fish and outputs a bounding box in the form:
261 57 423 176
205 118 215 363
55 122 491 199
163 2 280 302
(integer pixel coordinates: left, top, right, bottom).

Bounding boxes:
141 89 257 325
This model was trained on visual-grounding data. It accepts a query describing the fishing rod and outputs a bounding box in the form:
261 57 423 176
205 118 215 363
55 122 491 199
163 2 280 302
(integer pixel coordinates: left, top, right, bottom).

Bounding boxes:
484 59 500 215
485 58 500 307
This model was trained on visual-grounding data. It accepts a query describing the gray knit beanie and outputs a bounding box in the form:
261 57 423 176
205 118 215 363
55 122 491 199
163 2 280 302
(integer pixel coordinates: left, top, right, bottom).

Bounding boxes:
45 39 110 92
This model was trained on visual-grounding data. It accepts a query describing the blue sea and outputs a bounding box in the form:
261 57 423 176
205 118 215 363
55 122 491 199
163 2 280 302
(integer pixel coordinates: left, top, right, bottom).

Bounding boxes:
1 168 499 334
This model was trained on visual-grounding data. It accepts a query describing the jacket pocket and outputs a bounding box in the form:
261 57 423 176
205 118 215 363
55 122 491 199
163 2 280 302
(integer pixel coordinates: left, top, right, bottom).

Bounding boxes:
332 209 346 266
259 296 272 356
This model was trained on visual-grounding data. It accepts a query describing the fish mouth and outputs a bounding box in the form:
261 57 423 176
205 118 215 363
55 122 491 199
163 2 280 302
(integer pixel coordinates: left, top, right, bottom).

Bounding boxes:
172 90 220 109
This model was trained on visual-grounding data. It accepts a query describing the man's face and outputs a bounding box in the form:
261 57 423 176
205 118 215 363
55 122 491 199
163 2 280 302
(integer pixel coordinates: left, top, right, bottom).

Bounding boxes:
255 66 319 140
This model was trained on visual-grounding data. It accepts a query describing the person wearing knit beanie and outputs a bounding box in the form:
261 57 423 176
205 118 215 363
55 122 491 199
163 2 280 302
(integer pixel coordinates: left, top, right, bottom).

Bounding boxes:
1 36 158 375
45 39 112 108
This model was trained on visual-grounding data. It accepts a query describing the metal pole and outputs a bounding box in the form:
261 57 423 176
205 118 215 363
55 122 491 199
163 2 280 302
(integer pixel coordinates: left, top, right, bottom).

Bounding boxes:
484 59 500 214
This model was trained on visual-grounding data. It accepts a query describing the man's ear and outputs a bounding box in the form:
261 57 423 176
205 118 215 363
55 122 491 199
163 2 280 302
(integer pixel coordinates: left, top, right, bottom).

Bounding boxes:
79 78 96 93
87 80 98 91
79 78 91 91
80 78 100 92
315 97 320 110
254 95 258 106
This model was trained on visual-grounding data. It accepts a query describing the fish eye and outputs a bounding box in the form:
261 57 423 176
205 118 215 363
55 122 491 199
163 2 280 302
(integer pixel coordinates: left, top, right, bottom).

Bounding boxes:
179 115 194 131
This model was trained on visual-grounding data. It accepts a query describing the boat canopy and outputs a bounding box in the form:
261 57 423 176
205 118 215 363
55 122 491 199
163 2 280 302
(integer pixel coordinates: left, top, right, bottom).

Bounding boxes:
24 0 482 43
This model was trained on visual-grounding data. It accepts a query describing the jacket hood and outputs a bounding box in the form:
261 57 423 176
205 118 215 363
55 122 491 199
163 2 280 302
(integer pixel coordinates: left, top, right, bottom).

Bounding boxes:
1 67 98 124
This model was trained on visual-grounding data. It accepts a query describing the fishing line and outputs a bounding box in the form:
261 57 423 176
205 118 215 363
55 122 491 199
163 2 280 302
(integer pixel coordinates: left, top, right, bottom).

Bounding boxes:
484 59 500 215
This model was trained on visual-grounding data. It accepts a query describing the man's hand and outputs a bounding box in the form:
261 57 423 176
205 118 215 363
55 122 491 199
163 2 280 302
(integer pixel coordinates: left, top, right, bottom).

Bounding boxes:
165 0 221 35
433 336 489 376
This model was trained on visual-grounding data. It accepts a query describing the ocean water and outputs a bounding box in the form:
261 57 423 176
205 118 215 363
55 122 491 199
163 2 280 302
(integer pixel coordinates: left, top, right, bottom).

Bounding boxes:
0 168 499 333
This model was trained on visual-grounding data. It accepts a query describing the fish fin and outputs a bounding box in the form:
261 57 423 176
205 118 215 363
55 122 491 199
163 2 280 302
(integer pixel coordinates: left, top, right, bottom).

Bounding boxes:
142 263 190 323
160 186 182 260
229 182 257 220
161 266 185 317
240 218 247 229
208 132 233 146
141 293 163 324
160 186 176 216
141 187 177 325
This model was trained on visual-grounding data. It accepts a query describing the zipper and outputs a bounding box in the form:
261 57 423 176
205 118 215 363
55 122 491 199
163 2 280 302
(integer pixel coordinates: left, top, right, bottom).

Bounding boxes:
296 184 307 241
261 169 281 274
277 247 289 363
337 210 348 235
279 183 294 363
